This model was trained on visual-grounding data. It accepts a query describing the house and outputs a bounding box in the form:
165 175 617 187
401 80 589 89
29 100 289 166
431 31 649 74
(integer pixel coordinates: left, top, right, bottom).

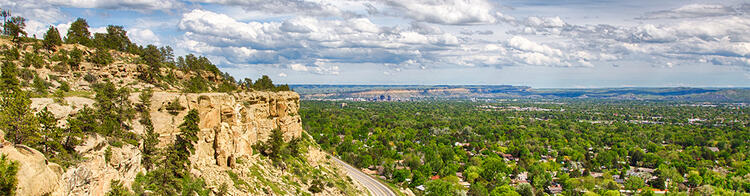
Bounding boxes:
708 147 719 152
431 175 441 180
459 181 471 188
501 153 516 161
547 184 563 194
416 185 425 191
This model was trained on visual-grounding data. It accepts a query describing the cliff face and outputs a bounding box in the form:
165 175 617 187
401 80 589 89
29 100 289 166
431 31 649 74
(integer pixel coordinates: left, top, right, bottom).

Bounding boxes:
23 91 364 195
147 91 303 168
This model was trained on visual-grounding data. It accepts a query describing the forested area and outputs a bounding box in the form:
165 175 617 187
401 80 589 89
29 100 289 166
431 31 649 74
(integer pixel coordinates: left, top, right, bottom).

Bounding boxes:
301 100 750 195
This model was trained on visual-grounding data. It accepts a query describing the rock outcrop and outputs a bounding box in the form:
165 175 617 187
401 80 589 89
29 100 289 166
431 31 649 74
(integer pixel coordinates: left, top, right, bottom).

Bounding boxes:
147 91 303 168
0 131 64 196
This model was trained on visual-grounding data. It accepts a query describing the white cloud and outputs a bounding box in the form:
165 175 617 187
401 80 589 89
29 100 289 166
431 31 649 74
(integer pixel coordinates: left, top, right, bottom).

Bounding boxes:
380 0 509 25
278 72 288 77
639 3 745 19
507 36 562 56
128 28 160 45
177 9 472 71
47 0 182 10
188 0 348 17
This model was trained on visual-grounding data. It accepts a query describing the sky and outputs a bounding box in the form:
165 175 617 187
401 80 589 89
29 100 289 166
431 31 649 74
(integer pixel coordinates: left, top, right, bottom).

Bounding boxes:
3 0 750 88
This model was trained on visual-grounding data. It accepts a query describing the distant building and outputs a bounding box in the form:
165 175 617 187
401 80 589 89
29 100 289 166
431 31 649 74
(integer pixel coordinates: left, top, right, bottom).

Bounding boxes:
708 147 719 152
547 184 563 194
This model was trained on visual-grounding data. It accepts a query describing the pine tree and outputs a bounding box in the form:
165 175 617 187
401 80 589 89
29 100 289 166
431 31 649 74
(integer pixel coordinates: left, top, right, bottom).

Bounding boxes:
139 88 159 171
43 26 62 51
4 16 26 45
0 68 39 144
1 61 19 91
37 107 63 155
66 18 91 46
0 155 19 196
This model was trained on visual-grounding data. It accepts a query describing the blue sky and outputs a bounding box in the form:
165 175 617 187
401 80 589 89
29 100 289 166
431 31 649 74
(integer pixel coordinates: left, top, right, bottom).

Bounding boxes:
4 0 750 88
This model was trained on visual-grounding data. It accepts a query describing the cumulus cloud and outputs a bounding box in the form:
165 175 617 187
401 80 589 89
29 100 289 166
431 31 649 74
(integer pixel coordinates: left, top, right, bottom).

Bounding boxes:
639 3 748 19
188 0 350 17
380 0 511 25
128 28 160 45
177 9 478 72
47 0 182 11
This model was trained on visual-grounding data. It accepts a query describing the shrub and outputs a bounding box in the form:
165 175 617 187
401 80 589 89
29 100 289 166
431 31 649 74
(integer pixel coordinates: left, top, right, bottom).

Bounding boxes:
59 81 71 92
18 68 34 81
84 73 97 83
33 75 50 95
22 53 43 68
0 155 19 195
90 48 113 66
165 99 185 115
2 47 20 61
104 146 112 163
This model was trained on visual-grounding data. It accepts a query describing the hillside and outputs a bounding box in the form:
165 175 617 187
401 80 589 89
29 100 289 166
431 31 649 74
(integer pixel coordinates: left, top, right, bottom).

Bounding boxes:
0 30 366 195
291 85 750 101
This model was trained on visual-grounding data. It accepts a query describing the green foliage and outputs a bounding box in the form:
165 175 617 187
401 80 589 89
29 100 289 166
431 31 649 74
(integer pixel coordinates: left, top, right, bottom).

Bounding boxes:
135 110 205 196
182 76 209 93
92 82 135 137
32 74 49 95
138 45 162 83
165 99 185 115
139 88 159 171
104 146 112 163
424 179 458 196
0 155 19 196
4 16 26 44
106 180 132 196
68 48 84 70
176 54 220 75
2 47 19 61
300 100 750 194
89 48 113 66
84 73 97 83
307 179 324 193
227 170 249 190
66 18 92 46
22 53 43 68
37 107 63 155
625 176 645 192
92 25 135 52
0 90 39 145
1 61 19 90
59 80 71 92
217 183 228 196
43 26 63 51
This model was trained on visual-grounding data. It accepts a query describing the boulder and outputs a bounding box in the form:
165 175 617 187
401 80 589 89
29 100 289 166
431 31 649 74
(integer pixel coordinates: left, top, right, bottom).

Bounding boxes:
0 144 63 196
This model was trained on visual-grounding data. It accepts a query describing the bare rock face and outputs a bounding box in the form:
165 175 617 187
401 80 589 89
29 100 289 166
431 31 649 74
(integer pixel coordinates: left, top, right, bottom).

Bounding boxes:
149 91 303 168
56 135 145 196
0 144 64 196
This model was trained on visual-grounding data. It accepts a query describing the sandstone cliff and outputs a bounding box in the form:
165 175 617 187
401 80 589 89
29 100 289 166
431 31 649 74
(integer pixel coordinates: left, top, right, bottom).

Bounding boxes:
18 91 365 195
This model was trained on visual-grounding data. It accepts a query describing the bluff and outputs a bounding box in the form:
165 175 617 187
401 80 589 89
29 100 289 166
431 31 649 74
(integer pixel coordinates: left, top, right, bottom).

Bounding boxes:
22 91 366 195
0 35 365 195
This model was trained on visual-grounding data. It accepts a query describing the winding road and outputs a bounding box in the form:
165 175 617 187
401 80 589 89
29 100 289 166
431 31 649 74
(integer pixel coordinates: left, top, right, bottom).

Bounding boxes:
332 156 397 196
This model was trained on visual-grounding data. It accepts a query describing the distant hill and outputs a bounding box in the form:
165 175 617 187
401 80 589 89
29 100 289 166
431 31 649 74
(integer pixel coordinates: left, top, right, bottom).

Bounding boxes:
291 85 750 102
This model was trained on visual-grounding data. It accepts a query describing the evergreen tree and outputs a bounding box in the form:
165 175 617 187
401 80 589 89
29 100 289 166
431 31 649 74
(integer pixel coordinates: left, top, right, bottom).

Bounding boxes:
1 61 19 91
139 88 159 171
43 26 62 51
66 18 91 46
139 45 162 83
37 107 63 155
0 155 19 196
4 16 26 44
97 25 133 51
0 75 39 144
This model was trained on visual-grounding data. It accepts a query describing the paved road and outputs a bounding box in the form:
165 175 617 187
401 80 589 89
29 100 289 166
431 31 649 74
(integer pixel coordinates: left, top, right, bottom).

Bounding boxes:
332 156 396 196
